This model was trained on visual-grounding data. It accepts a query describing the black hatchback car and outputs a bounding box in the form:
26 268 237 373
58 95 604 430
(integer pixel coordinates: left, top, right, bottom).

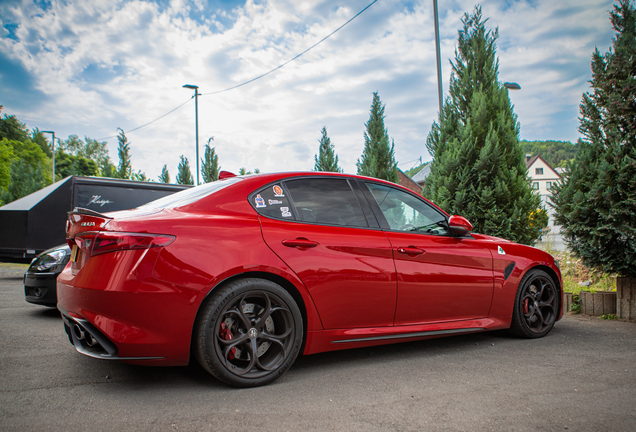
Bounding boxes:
24 244 71 306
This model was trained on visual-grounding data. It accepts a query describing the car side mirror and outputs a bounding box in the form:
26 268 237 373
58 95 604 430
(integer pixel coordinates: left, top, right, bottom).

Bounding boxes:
448 215 473 236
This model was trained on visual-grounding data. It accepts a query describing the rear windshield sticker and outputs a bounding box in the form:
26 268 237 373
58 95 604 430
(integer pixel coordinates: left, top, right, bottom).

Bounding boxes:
268 199 283 205
280 206 292 217
273 185 285 197
254 194 266 208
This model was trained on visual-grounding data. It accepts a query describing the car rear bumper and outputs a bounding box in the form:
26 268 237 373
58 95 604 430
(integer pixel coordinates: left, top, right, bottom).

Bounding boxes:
56 259 206 366
59 307 165 361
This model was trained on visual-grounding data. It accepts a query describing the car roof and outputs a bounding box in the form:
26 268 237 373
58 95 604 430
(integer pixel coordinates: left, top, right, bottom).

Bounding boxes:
227 171 449 217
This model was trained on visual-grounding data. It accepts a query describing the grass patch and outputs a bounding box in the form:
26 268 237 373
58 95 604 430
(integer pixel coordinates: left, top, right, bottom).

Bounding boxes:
0 262 29 269
535 245 616 295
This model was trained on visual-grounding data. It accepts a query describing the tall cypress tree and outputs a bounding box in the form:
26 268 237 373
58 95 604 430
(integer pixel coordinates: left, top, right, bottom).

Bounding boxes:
158 164 170 183
176 155 194 185
357 92 398 182
201 141 220 182
314 127 342 172
116 128 132 180
424 7 547 245
553 0 636 277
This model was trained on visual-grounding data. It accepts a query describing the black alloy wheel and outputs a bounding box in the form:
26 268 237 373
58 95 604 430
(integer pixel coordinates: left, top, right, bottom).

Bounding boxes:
195 278 303 387
509 269 559 338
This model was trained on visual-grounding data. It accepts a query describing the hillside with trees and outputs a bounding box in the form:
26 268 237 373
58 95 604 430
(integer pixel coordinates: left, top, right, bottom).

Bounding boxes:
520 139 579 168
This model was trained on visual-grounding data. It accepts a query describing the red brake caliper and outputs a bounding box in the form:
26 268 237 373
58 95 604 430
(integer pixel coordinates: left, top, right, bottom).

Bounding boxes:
219 322 236 360
522 298 529 314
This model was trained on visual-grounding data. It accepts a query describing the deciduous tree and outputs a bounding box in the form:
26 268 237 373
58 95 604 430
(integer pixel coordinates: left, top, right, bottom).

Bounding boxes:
0 106 29 143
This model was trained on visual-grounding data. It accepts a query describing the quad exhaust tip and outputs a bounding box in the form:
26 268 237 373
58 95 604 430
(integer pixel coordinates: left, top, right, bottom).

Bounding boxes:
73 323 85 341
60 311 164 361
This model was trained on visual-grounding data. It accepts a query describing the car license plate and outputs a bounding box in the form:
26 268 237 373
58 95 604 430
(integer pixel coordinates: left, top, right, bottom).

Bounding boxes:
70 245 79 263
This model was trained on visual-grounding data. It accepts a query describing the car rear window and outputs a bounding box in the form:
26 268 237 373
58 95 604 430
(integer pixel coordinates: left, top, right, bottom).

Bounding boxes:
140 177 242 209
250 183 296 220
285 178 368 227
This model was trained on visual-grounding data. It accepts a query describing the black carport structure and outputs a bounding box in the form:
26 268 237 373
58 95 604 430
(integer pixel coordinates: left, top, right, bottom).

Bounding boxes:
0 176 189 262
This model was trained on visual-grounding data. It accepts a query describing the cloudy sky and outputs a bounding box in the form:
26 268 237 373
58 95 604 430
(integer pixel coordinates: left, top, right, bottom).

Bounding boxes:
0 0 616 181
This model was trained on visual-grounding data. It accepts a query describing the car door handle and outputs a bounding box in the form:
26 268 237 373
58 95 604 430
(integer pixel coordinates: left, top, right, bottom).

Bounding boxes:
397 246 425 255
282 238 319 248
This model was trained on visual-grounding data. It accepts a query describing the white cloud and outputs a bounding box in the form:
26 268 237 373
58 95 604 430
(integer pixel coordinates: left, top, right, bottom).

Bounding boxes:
0 0 616 180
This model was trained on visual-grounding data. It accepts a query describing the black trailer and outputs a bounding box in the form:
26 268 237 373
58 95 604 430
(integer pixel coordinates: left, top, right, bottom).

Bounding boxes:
0 176 189 262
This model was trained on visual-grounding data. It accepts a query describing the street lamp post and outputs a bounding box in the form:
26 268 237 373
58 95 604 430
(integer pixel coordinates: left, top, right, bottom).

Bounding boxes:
42 130 55 182
504 82 521 91
433 0 443 115
183 84 200 186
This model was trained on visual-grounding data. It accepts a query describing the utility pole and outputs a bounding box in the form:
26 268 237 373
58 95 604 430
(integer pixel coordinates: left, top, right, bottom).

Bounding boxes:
182 84 200 185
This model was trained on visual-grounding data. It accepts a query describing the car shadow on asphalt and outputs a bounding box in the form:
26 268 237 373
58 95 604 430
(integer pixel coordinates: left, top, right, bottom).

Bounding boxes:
291 329 517 373
27 306 61 320
83 335 486 392
72 328 560 391
1 276 26 281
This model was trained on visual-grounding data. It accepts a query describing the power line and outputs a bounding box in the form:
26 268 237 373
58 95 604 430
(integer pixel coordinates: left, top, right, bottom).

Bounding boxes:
201 0 379 96
95 96 193 141
95 0 379 141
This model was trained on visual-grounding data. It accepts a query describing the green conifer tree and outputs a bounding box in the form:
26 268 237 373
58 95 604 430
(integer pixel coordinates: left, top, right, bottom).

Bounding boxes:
424 7 547 245
201 140 220 182
553 0 636 277
238 168 259 175
116 128 132 180
314 127 342 172
356 92 398 182
176 155 194 185
131 170 149 182
100 159 117 178
158 165 170 183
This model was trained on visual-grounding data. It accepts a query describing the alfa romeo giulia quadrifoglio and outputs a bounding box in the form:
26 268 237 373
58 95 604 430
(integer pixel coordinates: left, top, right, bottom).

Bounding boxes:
57 172 562 387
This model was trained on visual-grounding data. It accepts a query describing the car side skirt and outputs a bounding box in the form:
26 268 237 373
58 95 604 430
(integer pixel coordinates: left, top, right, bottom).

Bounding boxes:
304 317 509 355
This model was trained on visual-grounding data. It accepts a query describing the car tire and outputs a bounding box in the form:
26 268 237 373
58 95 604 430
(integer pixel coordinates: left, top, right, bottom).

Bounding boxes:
509 269 559 339
194 278 303 387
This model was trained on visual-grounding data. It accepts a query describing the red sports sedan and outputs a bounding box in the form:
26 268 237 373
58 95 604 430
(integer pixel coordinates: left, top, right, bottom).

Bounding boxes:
57 172 562 387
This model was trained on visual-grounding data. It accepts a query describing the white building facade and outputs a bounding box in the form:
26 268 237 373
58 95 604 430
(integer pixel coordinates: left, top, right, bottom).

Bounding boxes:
526 155 564 250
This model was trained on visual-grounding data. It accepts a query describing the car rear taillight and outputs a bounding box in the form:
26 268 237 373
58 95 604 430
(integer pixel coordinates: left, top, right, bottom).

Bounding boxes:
73 232 175 257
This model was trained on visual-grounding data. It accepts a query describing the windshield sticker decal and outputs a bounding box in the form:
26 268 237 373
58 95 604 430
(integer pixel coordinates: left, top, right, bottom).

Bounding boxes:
280 206 292 217
254 194 266 208
268 199 283 205
273 185 285 197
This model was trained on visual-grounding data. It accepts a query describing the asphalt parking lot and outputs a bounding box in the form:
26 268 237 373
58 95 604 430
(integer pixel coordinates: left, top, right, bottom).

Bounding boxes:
1 264 635 432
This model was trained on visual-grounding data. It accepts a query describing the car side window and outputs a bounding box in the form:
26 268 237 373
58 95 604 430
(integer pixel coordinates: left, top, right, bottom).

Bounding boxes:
250 183 296 220
365 183 450 235
285 178 368 227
